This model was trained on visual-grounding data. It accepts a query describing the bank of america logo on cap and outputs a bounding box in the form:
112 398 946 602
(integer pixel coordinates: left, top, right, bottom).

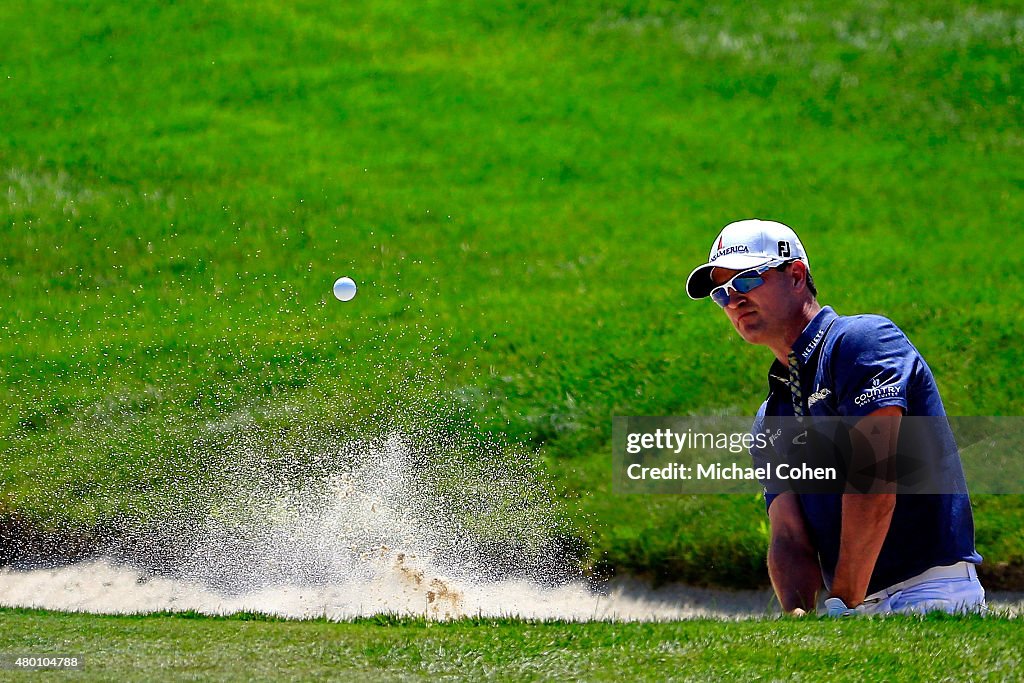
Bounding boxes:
686 219 810 299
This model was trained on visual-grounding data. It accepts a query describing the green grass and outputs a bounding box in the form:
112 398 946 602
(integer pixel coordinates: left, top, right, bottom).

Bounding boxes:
1 607 1021 682
2 0 1023 584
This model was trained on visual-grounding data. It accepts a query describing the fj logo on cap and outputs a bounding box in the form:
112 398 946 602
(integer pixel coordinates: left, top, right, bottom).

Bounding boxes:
778 241 791 258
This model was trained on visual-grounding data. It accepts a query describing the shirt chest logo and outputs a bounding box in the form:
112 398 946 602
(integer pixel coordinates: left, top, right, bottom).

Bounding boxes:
806 386 832 407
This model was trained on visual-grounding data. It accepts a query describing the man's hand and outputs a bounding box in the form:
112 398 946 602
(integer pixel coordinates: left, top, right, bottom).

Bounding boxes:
824 597 857 617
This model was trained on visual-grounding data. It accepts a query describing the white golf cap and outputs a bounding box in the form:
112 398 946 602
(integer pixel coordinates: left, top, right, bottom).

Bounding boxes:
685 219 810 299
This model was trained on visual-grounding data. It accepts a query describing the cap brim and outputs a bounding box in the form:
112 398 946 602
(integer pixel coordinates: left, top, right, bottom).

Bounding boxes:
685 254 780 299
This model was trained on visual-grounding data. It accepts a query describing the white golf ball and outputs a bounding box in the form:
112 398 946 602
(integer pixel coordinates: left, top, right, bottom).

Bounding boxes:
333 276 357 301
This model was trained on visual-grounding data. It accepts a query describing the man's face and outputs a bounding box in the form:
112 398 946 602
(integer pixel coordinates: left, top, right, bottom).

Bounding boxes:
710 263 799 345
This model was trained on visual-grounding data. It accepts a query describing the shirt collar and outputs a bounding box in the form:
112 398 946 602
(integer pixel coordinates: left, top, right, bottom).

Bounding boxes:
792 306 838 364
767 306 839 389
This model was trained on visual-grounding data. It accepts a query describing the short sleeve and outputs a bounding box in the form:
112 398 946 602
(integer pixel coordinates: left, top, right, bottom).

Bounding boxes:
830 316 914 417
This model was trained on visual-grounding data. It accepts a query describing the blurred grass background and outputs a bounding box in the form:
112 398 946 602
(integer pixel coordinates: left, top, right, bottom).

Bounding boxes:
2 0 1022 586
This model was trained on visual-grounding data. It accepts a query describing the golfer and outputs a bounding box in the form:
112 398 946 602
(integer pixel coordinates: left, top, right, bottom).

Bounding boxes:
685 219 985 616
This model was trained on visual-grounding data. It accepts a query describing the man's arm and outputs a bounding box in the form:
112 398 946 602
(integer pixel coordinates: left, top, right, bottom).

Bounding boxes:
767 491 821 615
829 406 901 607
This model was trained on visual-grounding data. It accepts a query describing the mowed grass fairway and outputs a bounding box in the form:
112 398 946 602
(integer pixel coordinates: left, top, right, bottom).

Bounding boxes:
1 0 1023 676
1 608 1021 681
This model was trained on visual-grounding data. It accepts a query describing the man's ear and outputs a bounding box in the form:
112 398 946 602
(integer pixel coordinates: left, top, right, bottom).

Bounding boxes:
790 261 808 291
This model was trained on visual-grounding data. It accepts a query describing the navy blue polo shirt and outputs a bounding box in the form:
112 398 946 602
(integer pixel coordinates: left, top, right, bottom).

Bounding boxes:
750 306 981 594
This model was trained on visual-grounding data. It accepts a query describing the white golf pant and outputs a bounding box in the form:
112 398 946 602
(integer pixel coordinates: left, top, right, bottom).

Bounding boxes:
856 562 985 616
